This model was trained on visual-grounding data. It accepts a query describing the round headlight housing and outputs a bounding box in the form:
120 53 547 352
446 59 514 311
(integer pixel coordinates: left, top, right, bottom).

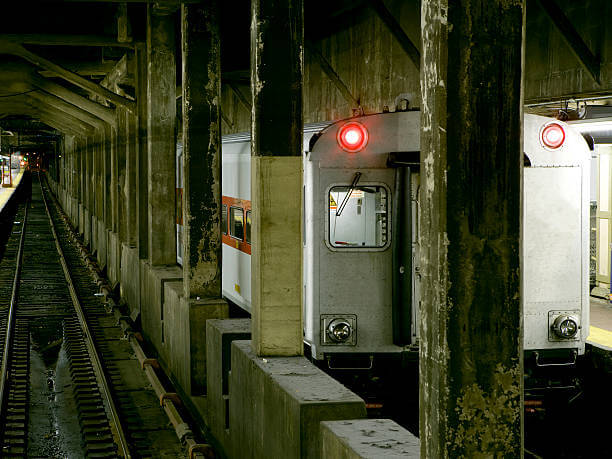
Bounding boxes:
552 314 578 339
327 319 352 343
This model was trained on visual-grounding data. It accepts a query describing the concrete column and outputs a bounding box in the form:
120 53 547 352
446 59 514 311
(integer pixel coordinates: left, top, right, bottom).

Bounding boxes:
117 107 128 243
136 44 149 259
95 130 103 220
111 118 120 234
147 5 177 266
251 0 304 356
104 126 113 227
181 2 223 299
126 111 138 247
419 1 525 457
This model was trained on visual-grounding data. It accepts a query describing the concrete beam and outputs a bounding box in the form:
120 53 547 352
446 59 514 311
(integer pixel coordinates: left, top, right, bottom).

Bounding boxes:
305 40 359 109
117 3 132 44
0 34 138 48
251 0 304 356
367 0 420 71
33 76 117 126
419 1 524 457
146 5 177 265
0 40 136 112
27 91 107 131
536 0 600 85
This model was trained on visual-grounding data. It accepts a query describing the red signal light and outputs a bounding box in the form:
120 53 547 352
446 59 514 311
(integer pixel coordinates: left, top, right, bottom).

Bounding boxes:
541 123 565 149
337 122 369 153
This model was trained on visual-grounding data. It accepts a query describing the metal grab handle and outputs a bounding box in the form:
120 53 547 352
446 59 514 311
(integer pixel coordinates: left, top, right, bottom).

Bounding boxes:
534 350 577 367
327 355 373 370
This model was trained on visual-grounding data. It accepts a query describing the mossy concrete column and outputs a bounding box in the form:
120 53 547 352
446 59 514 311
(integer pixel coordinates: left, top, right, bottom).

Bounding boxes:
147 4 176 266
136 44 148 260
180 2 228 395
125 110 138 247
181 2 223 301
251 0 304 356
419 1 525 457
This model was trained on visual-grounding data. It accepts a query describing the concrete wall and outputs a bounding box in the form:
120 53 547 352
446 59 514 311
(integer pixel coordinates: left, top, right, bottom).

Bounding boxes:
525 0 612 102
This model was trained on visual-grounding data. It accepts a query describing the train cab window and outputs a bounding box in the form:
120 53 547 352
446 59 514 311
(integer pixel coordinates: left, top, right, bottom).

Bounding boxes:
246 211 252 244
328 185 388 248
230 207 244 241
222 204 228 235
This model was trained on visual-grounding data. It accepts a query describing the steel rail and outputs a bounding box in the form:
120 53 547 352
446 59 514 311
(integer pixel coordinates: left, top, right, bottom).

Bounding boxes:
38 175 132 458
0 195 29 427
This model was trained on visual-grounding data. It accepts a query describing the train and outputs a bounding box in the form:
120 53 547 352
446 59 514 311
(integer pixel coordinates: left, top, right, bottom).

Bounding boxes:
177 106 591 399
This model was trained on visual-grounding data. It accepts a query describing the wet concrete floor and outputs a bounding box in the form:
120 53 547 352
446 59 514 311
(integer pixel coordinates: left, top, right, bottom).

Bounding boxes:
28 318 84 458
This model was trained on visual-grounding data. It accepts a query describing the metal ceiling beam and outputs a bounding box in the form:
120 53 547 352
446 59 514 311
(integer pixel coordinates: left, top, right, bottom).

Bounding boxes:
0 40 137 112
536 0 600 85
367 0 420 71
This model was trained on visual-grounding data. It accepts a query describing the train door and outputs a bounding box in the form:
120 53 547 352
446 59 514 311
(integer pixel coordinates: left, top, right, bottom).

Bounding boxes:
304 111 421 362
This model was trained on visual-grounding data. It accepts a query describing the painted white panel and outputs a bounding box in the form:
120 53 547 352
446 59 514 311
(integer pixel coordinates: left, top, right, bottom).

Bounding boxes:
599 218 609 277
524 167 582 304
599 154 609 212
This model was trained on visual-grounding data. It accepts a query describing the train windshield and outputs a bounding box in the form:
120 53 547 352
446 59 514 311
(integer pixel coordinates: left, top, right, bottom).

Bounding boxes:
328 185 388 248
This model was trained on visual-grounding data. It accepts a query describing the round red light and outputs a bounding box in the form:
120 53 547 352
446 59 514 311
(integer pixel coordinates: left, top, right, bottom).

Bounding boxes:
337 122 369 153
541 123 565 149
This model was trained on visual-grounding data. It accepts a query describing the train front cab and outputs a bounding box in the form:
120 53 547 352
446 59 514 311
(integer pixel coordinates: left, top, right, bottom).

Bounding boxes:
523 114 591 403
303 110 421 372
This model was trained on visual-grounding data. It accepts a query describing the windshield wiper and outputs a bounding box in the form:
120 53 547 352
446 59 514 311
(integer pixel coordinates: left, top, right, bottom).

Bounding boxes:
336 172 361 217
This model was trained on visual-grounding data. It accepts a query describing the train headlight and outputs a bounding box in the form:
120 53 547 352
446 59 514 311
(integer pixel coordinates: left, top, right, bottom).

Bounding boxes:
540 123 565 149
337 122 369 153
552 315 578 339
327 319 352 343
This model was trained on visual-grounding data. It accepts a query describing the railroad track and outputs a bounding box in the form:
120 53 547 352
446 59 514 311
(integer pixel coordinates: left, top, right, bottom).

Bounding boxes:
0 174 130 458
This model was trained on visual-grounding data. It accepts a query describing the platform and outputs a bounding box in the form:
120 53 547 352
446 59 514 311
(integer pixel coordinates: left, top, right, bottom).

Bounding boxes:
588 297 612 351
0 168 25 214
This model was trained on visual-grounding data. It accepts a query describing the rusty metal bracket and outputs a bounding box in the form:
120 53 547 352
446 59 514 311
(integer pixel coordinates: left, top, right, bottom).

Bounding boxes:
159 392 181 407
142 358 159 370
189 443 215 459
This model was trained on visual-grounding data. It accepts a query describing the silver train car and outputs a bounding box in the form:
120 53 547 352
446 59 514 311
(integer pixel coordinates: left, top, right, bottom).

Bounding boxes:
178 109 591 378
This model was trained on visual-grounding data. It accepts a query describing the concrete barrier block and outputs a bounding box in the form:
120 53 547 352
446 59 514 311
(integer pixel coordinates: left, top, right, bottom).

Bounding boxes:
84 209 91 245
78 203 84 235
139 262 182 361
120 243 140 319
206 319 251 453
320 419 419 459
229 340 366 459
97 219 106 269
107 231 120 287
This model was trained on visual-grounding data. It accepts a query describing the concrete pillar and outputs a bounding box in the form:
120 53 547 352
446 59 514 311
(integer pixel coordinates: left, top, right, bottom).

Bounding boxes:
117 107 128 243
147 5 177 266
136 44 149 259
419 1 525 457
105 126 114 227
95 130 103 220
126 111 138 247
250 0 304 356
181 2 223 299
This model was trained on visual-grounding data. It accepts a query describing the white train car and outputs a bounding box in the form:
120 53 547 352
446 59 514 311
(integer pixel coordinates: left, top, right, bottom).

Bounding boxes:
177 110 591 373
523 115 591 365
